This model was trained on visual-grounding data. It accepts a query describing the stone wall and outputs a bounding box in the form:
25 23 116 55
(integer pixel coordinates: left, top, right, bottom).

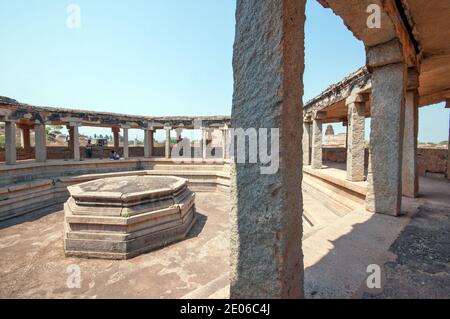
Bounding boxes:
0 145 224 161
417 147 448 177
322 147 448 177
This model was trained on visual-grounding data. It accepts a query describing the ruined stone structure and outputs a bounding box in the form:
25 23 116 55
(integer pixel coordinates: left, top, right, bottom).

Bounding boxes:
64 176 196 260
0 96 231 164
1 0 449 300
230 0 450 298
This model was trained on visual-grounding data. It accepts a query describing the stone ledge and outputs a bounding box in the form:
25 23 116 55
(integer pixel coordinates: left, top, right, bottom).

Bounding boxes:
303 165 367 196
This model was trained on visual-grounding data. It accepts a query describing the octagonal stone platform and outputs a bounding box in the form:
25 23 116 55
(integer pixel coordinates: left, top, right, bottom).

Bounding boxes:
64 176 196 260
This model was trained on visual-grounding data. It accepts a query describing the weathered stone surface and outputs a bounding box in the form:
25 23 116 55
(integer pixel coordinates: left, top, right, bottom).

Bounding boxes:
123 128 129 159
4 121 16 165
366 63 406 216
346 101 365 182
402 90 419 197
366 39 405 69
64 175 196 259
311 119 323 169
303 122 311 165
230 0 305 299
34 124 47 163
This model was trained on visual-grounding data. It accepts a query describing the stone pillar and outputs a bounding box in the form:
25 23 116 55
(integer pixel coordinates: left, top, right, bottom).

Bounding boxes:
144 129 154 158
402 69 419 197
34 124 47 163
164 127 171 159
221 127 228 160
176 128 183 143
123 128 129 159
68 126 75 158
311 112 324 169
365 39 406 216
346 94 367 182
202 128 208 161
446 100 450 180
302 115 312 165
19 124 32 159
5 121 17 165
70 123 80 161
230 0 305 299
112 127 120 153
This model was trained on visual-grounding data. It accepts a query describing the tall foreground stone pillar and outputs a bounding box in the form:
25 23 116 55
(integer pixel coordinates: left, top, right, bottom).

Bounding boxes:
164 127 171 159
302 116 311 165
34 124 47 163
365 39 406 216
346 95 367 182
402 69 419 197
311 113 324 169
144 129 154 158
5 121 17 165
230 0 305 299
123 128 129 159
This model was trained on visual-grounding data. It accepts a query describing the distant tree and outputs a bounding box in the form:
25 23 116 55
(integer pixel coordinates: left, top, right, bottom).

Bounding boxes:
439 140 448 145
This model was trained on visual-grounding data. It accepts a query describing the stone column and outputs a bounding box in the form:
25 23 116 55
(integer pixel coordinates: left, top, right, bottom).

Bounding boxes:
164 127 171 159
402 69 419 197
5 121 17 165
202 128 208 161
230 0 305 299
112 127 120 153
19 124 32 159
221 127 228 160
346 94 367 182
176 128 183 143
144 128 154 158
446 100 450 180
67 125 74 158
365 39 406 216
69 123 80 161
34 123 47 163
302 115 312 165
311 112 325 169
122 128 129 159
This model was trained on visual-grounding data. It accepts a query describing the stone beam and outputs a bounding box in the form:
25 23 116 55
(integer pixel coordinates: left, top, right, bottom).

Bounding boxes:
0 97 231 130
230 0 305 299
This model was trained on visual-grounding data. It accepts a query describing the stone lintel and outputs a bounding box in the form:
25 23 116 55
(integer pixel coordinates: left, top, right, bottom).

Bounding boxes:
303 113 312 123
366 38 405 69
406 68 419 91
345 93 369 106
313 111 326 120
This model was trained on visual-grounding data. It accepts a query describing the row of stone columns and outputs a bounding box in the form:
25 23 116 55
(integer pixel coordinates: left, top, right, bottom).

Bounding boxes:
3 122 230 164
4 121 47 165
303 66 420 216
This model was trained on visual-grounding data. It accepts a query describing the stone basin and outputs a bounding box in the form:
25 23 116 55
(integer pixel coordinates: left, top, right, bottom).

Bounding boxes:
64 175 196 260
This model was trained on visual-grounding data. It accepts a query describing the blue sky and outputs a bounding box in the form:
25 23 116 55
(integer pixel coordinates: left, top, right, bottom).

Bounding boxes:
0 0 448 143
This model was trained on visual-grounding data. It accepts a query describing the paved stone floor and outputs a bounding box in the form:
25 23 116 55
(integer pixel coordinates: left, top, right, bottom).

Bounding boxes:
0 177 449 299
0 192 230 299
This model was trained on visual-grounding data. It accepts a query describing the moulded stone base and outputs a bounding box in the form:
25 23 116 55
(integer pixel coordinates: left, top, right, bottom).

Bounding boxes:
63 175 197 260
